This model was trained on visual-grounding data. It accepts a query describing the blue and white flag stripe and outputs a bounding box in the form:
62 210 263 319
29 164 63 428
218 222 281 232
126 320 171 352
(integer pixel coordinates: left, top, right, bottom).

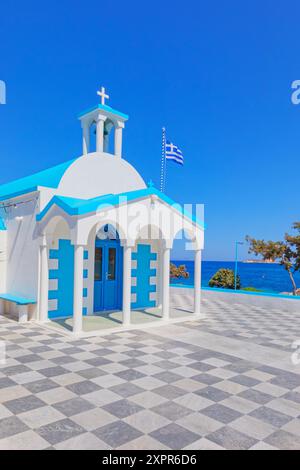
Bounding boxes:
165 140 184 165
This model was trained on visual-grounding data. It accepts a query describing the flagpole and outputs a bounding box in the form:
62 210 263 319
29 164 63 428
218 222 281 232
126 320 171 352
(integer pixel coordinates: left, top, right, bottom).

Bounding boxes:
164 156 167 193
163 130 167 193
160 127 166 193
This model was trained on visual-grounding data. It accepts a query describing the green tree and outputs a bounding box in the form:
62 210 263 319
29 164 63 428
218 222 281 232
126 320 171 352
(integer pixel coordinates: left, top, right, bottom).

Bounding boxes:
170 263 189 279
209 268 240 289
246 222 300 295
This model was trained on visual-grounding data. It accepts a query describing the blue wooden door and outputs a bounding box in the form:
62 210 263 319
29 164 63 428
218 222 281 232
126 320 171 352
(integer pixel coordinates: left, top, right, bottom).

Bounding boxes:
93 240 122 311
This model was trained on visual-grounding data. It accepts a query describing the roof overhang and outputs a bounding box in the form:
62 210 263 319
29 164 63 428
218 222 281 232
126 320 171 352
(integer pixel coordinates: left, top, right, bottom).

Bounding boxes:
78 104 129 122
0 158 76 202
36 187 205 230
0 217 6 231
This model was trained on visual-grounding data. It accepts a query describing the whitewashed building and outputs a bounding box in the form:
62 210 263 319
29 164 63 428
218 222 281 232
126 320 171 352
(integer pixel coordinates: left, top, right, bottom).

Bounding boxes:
0 89 204 334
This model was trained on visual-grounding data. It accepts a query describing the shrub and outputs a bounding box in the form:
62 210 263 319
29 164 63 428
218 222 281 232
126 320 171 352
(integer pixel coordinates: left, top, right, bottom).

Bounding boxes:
208 268 240 289
170 263 189 279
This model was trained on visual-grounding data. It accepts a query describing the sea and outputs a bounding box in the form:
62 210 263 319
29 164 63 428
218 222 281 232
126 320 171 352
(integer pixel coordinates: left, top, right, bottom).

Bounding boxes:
171 260 300 294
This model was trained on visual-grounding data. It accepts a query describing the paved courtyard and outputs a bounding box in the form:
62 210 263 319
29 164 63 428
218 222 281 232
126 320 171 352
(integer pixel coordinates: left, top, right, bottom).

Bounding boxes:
0 292 300 450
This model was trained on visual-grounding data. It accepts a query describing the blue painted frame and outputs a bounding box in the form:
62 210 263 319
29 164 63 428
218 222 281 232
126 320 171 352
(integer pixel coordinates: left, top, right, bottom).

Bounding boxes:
0 217 6 231
93 239 123 311
131 244 157 309
48 239 88 319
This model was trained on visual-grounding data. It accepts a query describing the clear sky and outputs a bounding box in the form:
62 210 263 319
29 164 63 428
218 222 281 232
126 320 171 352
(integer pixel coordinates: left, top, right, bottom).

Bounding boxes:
1 0 300 261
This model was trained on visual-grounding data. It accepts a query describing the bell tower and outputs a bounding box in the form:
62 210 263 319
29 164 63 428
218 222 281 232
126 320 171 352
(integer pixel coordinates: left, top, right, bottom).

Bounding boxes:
78 86 128 157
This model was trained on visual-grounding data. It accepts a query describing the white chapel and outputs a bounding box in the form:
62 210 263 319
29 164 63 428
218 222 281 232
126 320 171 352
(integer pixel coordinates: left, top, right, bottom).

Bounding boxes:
0 88 204 334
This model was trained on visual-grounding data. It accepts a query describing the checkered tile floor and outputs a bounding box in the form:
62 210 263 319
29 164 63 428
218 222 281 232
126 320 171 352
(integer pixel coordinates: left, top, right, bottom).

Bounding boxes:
0 294 300 449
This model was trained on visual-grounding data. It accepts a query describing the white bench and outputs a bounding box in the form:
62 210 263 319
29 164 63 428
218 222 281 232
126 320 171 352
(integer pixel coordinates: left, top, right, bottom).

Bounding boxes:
0 294 36 323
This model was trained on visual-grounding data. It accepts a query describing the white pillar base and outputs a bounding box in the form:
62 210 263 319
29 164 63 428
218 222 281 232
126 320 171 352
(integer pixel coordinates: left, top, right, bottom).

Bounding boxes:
18 305 28 323
122 244 132 326
73 244 84 335
162 246 171 321
39 238 49 323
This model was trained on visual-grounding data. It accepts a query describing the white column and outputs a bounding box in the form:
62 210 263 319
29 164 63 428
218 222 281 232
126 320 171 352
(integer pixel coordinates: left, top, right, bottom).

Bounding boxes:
194 249 202 315
114 122 124 158
157 245 163 308
96 115 106 153
39 235 49 322
104 133 109 153
122 244 132 326
162 246 171 320
82 122 90 155
104 121 114 153
73 244 84 334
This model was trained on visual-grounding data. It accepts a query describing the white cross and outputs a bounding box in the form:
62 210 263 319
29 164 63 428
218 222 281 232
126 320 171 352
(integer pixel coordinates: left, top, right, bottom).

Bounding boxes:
97 86 109 105
167 142 176 152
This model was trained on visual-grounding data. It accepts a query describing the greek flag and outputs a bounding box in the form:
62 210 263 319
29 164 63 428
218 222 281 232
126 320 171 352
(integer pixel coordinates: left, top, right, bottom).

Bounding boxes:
165 140 184 165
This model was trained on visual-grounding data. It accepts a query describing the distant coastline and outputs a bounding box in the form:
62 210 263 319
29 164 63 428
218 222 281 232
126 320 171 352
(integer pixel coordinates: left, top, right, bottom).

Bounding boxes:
243 259 278 264
172 259 279 264
171 259 300 294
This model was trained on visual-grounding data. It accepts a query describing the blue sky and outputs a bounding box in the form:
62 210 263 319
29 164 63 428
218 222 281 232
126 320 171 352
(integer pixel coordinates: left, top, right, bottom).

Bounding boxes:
1 0 300 261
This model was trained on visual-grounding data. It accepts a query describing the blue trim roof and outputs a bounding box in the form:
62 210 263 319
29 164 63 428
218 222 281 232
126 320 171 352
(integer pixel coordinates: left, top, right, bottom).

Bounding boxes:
78 104 129 120
0 159 76 201
0 217 6 231
0 293 36 305
36 187 205 229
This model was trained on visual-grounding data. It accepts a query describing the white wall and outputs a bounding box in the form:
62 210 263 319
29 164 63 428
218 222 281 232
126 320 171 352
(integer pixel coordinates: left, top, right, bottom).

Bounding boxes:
0 231 7 292
5 197 39 299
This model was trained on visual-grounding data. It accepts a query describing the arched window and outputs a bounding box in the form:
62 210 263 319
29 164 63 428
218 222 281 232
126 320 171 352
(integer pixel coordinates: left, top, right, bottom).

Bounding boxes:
96 224 120 241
